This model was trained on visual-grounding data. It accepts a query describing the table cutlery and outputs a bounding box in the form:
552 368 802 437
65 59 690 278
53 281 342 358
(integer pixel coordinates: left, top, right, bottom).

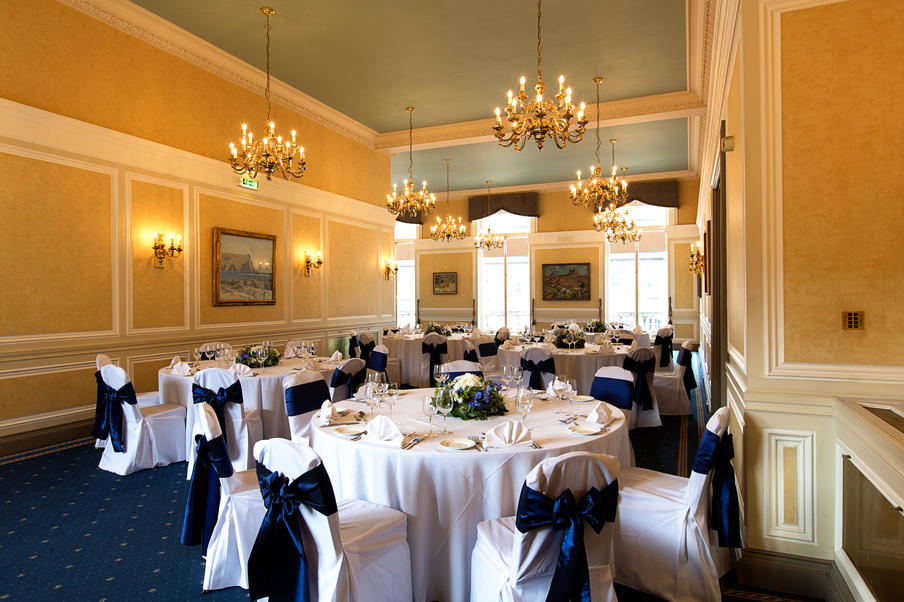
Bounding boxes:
350 431 367 441
467 434 486 452
403 436 426 450
530 440 542 449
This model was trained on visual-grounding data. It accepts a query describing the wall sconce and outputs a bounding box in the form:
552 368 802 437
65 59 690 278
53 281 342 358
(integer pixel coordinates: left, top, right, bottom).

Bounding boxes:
303 250 323 276
383 259 399 280
688 241 705 276
152 232 182 268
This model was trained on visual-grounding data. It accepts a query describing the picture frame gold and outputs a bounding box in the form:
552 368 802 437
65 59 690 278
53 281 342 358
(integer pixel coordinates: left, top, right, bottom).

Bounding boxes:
213 227 276 306
433 272 457 295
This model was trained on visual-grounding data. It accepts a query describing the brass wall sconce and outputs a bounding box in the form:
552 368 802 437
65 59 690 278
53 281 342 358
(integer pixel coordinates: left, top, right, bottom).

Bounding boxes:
152 232 183 268
688 241 705 276
383 259 399 280
303 250 323 276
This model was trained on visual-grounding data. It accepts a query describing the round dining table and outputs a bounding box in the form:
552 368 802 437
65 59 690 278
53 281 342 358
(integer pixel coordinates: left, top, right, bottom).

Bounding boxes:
310 388 633 602
383 333 471 387
158 357 342 459
498 343 632 395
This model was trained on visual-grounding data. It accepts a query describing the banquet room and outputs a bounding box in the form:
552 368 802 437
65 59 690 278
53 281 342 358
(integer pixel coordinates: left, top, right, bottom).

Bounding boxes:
1 0 902 600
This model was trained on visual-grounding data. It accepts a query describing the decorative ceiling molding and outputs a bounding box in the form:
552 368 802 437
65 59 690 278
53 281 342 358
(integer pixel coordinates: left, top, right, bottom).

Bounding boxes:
58 0 380 149
375 91 706 153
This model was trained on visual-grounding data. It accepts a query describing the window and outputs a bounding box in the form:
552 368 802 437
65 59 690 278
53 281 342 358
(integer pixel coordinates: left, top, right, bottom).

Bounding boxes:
473 210 533 236
394 241 415 327
478 231 530 331
394 220 419 240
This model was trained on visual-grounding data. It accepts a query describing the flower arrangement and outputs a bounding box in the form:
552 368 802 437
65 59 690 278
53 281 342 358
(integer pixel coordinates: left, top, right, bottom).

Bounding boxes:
422 321 452 337
434 373 507 420
553 323 586 349
235 345 281 368
585 319 607 333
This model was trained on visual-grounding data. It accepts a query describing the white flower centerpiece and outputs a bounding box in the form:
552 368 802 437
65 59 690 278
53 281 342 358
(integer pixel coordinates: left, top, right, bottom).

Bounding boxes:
433 373 507 420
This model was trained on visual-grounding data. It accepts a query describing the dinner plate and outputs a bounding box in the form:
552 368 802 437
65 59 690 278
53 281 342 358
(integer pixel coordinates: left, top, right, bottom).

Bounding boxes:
334 425 367 437
568 424 603 436
440 438 476 450
571 394 595 402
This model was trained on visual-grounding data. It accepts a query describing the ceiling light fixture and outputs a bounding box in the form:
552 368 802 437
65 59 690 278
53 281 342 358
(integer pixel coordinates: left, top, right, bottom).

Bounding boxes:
429 159 467 243
386 107 436 218
593 203 641 244
493 0 587 151
228 7 306 181
474 180 505 251
570 79 629 209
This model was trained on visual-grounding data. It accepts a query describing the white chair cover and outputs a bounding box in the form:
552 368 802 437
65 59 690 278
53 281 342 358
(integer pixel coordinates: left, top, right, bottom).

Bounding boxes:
472 334 502 374
613 408 734 601
654 326 675 372
421 332 449 385
519 347 556 390
197 402 265 592
470 451 620 602
625 347 662 429
96 353 112 370
283 370 330 443
252 439 412 602
654 340 693 416
590 365 636 426
97 364 186 476
633 332 651 348
330 357 366 402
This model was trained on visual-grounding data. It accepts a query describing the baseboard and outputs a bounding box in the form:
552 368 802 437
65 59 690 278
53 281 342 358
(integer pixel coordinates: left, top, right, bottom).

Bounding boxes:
0 418 94 456
737 549 854 600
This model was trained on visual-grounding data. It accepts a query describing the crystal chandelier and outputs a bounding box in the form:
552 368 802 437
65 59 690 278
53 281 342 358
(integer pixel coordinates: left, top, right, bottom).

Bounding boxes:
492 0 587 151
429 158 467 243
386 107 436 218
593 203 641 244
474 181 505 251
228 8 306 181
570 79 629 208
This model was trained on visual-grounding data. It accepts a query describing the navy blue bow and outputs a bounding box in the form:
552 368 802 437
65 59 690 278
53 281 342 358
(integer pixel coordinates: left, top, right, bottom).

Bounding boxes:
348 335 359 358
676 347 697 396
521 356 556 390
192 381 243 450
621 355 656 411
654 334 674 367
92 378 137 453
515 480 619 601
358 340 376 365
464 347 479 362
180 433 233 554
478 342 499 357
693 430 742 548
368 351 388 373
285 380 331 417
383 328 399 336
248 461 338 602
446 369 483 380
422 341 448 386
329 366 365 395
589 377 633 410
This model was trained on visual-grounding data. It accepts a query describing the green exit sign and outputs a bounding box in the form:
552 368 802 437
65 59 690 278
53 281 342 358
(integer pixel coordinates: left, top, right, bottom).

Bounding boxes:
238 177 259 190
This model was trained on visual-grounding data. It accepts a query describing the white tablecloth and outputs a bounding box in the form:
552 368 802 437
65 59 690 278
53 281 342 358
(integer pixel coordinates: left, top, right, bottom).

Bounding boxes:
310 388 633 602
383 334 469 387
498 344 631 395
158 358 340 459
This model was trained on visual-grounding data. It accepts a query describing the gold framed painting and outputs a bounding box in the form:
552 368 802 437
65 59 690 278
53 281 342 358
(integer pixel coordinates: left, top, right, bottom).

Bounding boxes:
213 227 276 306
433 272 457 295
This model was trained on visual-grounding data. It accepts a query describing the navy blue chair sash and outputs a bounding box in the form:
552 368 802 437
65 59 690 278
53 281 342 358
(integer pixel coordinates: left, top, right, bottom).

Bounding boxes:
589 377 633 410
199 350 217 360
368 351 388 373
348 335 359 358
248 461 339 602
478 342 499 357
676 347 697 395
653 334 674 367
180 433 233 554
422 342 448 386
616 337 633 345
520 357 555 390
285 380 331 417
359 340 376 365
329 366 366 394
515 480 619 601
693 430 742 548
93 379 137 453
191 381 243 451
621 356 656 411
445 369 483 380
382 328 399 336
463 347 479 362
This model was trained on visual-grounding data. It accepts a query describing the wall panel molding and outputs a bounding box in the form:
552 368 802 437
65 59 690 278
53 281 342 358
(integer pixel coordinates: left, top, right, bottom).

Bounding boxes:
764 428 815 544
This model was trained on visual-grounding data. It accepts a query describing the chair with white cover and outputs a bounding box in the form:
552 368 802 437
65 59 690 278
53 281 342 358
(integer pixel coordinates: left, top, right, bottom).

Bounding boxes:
653 340 694 416
248 438 412 602
421 332 448 386
590 365 637 426
622 347 661 429
653 327 675 372
366 343 400 383
633 332 651 348
382 325 400 336
96 364 186 476
519 346 556 390
442 360 484 380
356 332 376 365
463 339 480 363
494 327 511 347
180 402 265 592
614 329 634 345
329 357 366 402
613 407 740 601
191 368 263 476
283 370 331 443
470 451 620 602
199 342 230 360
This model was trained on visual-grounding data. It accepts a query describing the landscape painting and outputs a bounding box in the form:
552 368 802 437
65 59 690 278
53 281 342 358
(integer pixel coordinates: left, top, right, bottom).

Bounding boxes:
433 272 457 295
542 263 591 300
213 227 276 305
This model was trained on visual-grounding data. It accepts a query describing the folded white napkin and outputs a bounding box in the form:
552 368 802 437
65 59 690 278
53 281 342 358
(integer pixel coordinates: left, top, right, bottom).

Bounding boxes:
171 361 192 376
485 420 532 449
318 400 338 426
546 379 573 399
232 363 252 377
362 415 404 447
301 359 317 370
168 355 182 367
587 401 614 425
283 346 296 359
584 343 600 353
329 350 342 362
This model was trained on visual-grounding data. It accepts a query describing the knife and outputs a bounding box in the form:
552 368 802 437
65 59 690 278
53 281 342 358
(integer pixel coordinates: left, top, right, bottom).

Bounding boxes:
403 436 426 450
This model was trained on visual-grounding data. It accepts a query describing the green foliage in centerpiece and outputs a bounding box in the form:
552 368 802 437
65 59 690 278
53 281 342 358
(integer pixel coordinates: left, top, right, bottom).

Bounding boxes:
585 319 607 333
553 324 586 349
422 321 453 337
235 345 281 368
434 373 507 420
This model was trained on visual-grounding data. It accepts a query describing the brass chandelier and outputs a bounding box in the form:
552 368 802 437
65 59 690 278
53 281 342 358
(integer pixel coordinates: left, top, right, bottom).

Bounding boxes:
228 7 306 181
492 0 587 151
570 79 629 209
474 181 505 251
689 242 705 275
593 203 641 244
429 159 467 243
386 107 436 218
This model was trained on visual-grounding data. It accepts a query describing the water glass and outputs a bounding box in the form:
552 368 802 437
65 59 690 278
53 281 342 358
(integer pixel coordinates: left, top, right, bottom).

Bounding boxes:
435 390 453 434
387 383 399 418
192 348 201 366
511 365 523 389
422 394 437 438
515 388 534 427
434 363 449 387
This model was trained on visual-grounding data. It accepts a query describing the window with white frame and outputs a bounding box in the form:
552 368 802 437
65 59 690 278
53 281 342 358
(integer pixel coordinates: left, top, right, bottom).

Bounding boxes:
394 240 415 327
478 230 530 331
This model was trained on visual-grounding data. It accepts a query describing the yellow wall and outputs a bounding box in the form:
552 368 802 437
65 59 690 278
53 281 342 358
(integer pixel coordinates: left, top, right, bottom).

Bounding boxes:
418 252 474 308
533 247 600 309
725 48 746 358
292 213 323 320
677 179 700 225
673 243 697 310
0 0 388 205
781 0 903 365
327 221 379 317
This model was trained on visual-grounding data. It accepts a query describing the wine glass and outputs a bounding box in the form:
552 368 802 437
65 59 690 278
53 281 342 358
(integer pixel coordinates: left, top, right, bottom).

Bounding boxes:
501 365 513 394
511 365 523 390
310 340 319 357
435 390 453 434
192 348 201 367
434 363 449 388
255 345 267 368
386 382 399 418
515 388 534 427
422 394 437 438
565 378 578 418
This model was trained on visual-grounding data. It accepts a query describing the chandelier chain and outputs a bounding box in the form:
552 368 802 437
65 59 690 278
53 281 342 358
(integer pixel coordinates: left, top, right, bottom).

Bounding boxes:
264 12 271 121
408 108 413 181
594 81 601 166
536 0 542 83
386 106 435 218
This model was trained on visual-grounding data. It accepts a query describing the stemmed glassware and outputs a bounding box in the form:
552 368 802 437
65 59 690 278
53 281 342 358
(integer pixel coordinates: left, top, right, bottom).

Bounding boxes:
422 394 437 438
502 365 513 394
511 365 523 390
192 348 201 367
386 382 399 418
435 390 453 434
310 340 319 357
433 363 449 388
255 345 268 368
515 388 534 427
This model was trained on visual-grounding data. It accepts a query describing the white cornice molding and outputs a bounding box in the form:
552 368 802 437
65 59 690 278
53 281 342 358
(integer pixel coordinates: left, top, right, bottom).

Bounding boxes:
58 0 379 149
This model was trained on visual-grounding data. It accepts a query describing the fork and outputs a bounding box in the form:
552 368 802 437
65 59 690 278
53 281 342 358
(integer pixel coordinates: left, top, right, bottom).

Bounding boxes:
467 434 486 451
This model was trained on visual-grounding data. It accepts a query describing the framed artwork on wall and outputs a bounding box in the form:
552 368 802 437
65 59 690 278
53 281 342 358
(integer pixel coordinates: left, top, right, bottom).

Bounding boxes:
542 263 591 300
433 272 457 295
213 227 276 306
